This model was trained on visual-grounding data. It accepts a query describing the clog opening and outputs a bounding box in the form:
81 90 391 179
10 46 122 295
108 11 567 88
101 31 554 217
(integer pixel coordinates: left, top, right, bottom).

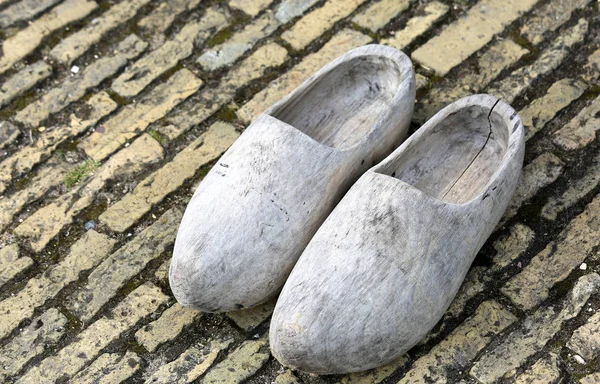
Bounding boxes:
269 55 403 150
379 105 509 204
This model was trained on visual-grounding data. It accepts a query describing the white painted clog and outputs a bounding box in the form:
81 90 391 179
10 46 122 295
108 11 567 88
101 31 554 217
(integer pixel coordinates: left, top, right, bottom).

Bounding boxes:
169 45 415 312
270 94 525 374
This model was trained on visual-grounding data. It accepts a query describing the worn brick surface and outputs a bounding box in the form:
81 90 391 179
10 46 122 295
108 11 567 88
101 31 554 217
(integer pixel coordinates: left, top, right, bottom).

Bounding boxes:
514 354 561 384
471 274 600 383
16 35 147 128
0 0 97 74
553 96 600 151
0 308 67 380
353 0 411 32
567 311 600 361
502 196 600 310
113 8 228 97
0 92 118 193
0 61 52 108
0 230 115 339
1 0 600 382
412 0 538 76
145 338 232 384
70 352 141 383
136 303 201 352
203 338 271 383
398 301 517 384
50 0 151 65
381 1 448 51
68 208 182 322
282 0 368 51
17 283 168 384
0 243 31 287
15 134 164 252
488 19 589 103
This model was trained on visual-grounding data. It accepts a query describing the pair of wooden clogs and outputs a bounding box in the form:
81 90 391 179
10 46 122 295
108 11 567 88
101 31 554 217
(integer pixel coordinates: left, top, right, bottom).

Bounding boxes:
169 45 524 375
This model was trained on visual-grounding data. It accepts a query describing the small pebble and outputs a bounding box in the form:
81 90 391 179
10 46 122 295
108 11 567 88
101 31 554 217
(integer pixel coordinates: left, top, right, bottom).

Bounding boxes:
574 354 585 364
580 263 588 270
71 65 79 74
84 220 96 231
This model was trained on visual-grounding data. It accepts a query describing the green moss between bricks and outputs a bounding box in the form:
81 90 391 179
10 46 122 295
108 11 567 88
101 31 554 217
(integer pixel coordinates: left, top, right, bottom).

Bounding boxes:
147 128 167 145
65 159 101 189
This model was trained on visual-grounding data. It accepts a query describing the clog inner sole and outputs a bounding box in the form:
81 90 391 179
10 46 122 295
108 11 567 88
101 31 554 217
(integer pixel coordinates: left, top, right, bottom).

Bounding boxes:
270 55 403 150
381 105 509 204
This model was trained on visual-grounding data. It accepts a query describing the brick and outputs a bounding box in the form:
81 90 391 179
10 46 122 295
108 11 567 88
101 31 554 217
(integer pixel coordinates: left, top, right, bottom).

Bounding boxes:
499 152 564 226
100 122 238 232
238 29 371 124
0 61 52 108
502 195 600 310
583 49 600 82
229 0 274 16
542 151 600 221
80 69 201 161
381 2 449 50
581 373 600 384
514 354 560 384
16 35 147 128
68 208 182 322
282 0 368 51
70 352 141 384
135 303 201 352
197 12 279 71
553 96 600 151
226 299 275 331
398 301 517 384
0 243 32 287
521 0 592 45
488 19 588 104
203 338 270 384
352 0 411 32
0 0 97 74
275 0 320 24
113 9 228 97
492 223 534 270
413 39 528 123
0 121 20 149
412 0 537 76
145 337 232 384
0 230 115 339
138 0 201 34
50 0 151 65
471 273 600 383
0 92 118 194
15 134 164 252
0 309 67 381
0 0 62 27
155 259 170 284
17 283 168 384
520 78 587 140
567 311 600 361
340 356 409 384
165 43 287 139
0 159 68 232
275 370 302 384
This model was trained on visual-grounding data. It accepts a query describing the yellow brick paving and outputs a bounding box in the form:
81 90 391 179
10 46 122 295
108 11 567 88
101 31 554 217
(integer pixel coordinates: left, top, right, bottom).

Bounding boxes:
0 0 599 383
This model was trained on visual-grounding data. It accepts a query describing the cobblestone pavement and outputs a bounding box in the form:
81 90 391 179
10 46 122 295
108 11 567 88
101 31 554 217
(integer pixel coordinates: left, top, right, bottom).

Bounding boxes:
0 0 599 382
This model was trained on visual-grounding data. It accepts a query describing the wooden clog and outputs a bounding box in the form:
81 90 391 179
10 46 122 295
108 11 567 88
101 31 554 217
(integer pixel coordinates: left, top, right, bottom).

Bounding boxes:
270 94 525 374
169 45 415 312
